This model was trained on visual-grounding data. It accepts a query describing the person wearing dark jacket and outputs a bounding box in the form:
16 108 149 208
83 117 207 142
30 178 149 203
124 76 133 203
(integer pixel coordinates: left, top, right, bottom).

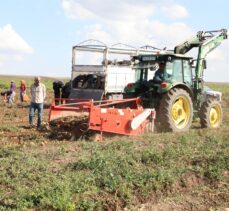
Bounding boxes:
153 63 165 83
53 80 64 104
61 81 71 103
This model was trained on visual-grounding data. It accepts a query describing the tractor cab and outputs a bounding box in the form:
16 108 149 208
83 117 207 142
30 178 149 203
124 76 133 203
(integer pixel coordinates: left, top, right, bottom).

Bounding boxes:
125 53 194 99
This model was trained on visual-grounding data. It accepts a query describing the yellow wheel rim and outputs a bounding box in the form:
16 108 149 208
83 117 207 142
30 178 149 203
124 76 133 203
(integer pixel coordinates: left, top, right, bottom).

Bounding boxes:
209 105 221 128
171 96 190 129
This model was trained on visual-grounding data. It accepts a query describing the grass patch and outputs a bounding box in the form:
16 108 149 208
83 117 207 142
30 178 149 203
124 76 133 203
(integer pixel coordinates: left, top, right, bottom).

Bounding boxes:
0 131 228 210
0 125 20 133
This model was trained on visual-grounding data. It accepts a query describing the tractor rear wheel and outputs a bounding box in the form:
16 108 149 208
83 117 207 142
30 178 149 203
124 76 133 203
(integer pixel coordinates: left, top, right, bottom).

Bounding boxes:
158 88 193 132
199 99 222 128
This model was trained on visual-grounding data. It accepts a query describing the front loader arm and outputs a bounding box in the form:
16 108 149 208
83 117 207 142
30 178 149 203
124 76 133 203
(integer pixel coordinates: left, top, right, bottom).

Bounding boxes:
174 29 227 56
174 32 202 54
195 29 228 79
174 29 228 108
175 29 227 86
193 29 227 107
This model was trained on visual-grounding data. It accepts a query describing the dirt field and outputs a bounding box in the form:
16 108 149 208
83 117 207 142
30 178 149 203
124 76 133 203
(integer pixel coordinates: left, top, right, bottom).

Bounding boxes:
0 80 228 210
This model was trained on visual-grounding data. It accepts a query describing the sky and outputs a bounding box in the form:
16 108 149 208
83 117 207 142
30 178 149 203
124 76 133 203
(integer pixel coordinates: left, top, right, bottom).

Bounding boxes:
0 0 229 82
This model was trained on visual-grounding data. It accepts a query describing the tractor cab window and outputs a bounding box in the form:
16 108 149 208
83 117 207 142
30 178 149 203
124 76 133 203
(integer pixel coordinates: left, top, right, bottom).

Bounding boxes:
164 59 183 82
183 60 192 85
164 59 192 85
135 61 157 82
165 61 173 80
172 59 183 82
135 68 148 81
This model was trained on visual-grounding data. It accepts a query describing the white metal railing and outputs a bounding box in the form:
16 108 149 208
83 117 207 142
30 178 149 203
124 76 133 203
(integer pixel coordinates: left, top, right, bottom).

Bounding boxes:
72 39 164 57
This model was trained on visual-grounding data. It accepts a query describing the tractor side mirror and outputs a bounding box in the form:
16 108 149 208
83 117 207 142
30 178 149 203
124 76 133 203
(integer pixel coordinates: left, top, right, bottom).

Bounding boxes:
131 59 139 67
202 59 207 69
150 63 159 71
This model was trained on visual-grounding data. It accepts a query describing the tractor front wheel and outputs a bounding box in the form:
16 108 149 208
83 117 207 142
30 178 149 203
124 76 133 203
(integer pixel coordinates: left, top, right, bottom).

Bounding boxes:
199 99 223 128
158 88 193 132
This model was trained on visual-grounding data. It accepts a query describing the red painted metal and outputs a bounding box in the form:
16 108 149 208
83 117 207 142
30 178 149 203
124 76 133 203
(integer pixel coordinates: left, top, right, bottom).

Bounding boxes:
88 106 155 136
48 98 92 121
48 98 156 136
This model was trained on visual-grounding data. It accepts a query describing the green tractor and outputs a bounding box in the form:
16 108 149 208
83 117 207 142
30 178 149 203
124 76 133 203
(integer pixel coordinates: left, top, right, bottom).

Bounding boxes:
125 29 228 132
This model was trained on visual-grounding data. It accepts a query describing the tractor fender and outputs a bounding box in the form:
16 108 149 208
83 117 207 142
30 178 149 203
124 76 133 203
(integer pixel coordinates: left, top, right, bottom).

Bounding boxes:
166 83 194 99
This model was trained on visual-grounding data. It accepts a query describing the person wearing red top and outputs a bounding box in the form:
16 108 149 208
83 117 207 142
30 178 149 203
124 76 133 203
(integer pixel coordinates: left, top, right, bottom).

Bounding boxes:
20 80 27 102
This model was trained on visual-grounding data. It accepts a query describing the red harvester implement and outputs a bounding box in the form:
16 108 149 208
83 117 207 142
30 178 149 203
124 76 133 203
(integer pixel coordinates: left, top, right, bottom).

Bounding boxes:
48 98 156 137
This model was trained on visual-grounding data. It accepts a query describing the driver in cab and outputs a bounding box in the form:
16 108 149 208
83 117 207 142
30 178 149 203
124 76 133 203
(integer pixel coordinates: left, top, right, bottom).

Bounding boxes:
153 62 165 83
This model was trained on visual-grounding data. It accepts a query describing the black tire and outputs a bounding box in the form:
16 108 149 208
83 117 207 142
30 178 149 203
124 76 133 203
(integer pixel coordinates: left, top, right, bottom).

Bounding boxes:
199 99 223 128
157 88 193 132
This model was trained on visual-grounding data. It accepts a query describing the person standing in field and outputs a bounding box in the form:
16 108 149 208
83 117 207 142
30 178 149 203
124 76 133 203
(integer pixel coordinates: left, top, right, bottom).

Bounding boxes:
19 80 27 102
61 80 71 103
29 76 46 129
8 80 16 105
53 80 64 105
